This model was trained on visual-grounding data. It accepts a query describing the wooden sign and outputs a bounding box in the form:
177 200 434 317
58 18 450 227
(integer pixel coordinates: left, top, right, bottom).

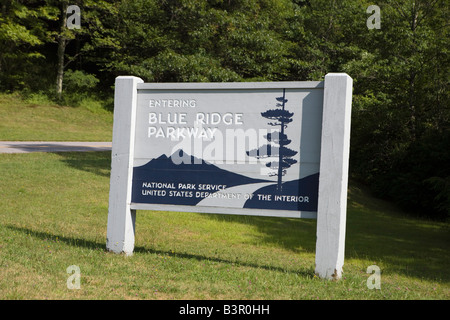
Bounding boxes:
106 74 353 280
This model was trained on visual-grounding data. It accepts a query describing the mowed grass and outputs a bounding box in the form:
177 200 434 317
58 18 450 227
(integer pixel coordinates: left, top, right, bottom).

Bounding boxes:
0 152 448 300
0 93 113 141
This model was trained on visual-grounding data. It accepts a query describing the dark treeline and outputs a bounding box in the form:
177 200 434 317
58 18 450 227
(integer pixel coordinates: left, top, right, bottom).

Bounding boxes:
1 0 448 219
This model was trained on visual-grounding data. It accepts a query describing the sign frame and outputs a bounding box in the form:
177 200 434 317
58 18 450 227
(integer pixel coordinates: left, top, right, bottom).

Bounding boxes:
106 73 352 280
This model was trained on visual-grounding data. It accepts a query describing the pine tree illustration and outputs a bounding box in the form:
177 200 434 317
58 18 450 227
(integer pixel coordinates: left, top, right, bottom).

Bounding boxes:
247 89 298 193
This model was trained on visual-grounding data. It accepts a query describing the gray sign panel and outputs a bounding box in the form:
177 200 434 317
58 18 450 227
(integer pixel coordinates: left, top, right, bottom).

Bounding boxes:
130 82 324 218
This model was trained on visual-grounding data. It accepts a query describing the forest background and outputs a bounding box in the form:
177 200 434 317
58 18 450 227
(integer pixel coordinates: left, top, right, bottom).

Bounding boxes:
0 0 448 220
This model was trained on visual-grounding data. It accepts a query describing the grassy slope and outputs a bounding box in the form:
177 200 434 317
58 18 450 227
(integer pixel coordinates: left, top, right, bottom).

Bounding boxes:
0 152 448 300
0 93 113 141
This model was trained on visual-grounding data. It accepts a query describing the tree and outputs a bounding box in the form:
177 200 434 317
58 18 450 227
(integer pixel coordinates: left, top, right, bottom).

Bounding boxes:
247 89 298 192
54 0 71 100
0 0 55 90
342 0 449 218
51 0 117 101
106 0 297 82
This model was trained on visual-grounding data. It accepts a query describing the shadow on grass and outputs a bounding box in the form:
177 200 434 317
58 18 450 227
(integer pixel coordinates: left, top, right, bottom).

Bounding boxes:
53 151 111 178
6 225 105 251
6 225 315 278
205 213 317 254
202 184 450 282
46 152 450 282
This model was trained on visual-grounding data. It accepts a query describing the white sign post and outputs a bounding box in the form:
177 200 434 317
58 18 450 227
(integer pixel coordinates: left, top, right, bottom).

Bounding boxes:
106 76 142 255
106 74 352 280
315 74 353 279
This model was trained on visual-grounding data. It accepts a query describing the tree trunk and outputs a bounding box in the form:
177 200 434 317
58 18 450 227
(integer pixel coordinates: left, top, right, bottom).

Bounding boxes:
408 4 419 140
56 3 68 101
56 38 66 101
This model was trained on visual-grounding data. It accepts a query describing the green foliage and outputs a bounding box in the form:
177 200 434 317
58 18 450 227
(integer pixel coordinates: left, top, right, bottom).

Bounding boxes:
134 51 242 82
344 0 450 219
0 0 52 90
63 69 99 92
107 0 296 82
371 129 450 220
59 70 109 109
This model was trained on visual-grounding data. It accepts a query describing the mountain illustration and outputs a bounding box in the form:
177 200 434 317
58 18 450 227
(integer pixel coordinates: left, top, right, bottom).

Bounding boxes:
131 149 270 205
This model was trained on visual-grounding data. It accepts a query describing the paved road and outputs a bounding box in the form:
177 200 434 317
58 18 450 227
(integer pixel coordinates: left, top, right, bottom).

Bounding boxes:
0 141 112 153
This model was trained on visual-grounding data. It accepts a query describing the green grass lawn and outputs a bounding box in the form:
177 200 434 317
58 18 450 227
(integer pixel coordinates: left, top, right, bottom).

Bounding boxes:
0 152 448 300
0 93 113 141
